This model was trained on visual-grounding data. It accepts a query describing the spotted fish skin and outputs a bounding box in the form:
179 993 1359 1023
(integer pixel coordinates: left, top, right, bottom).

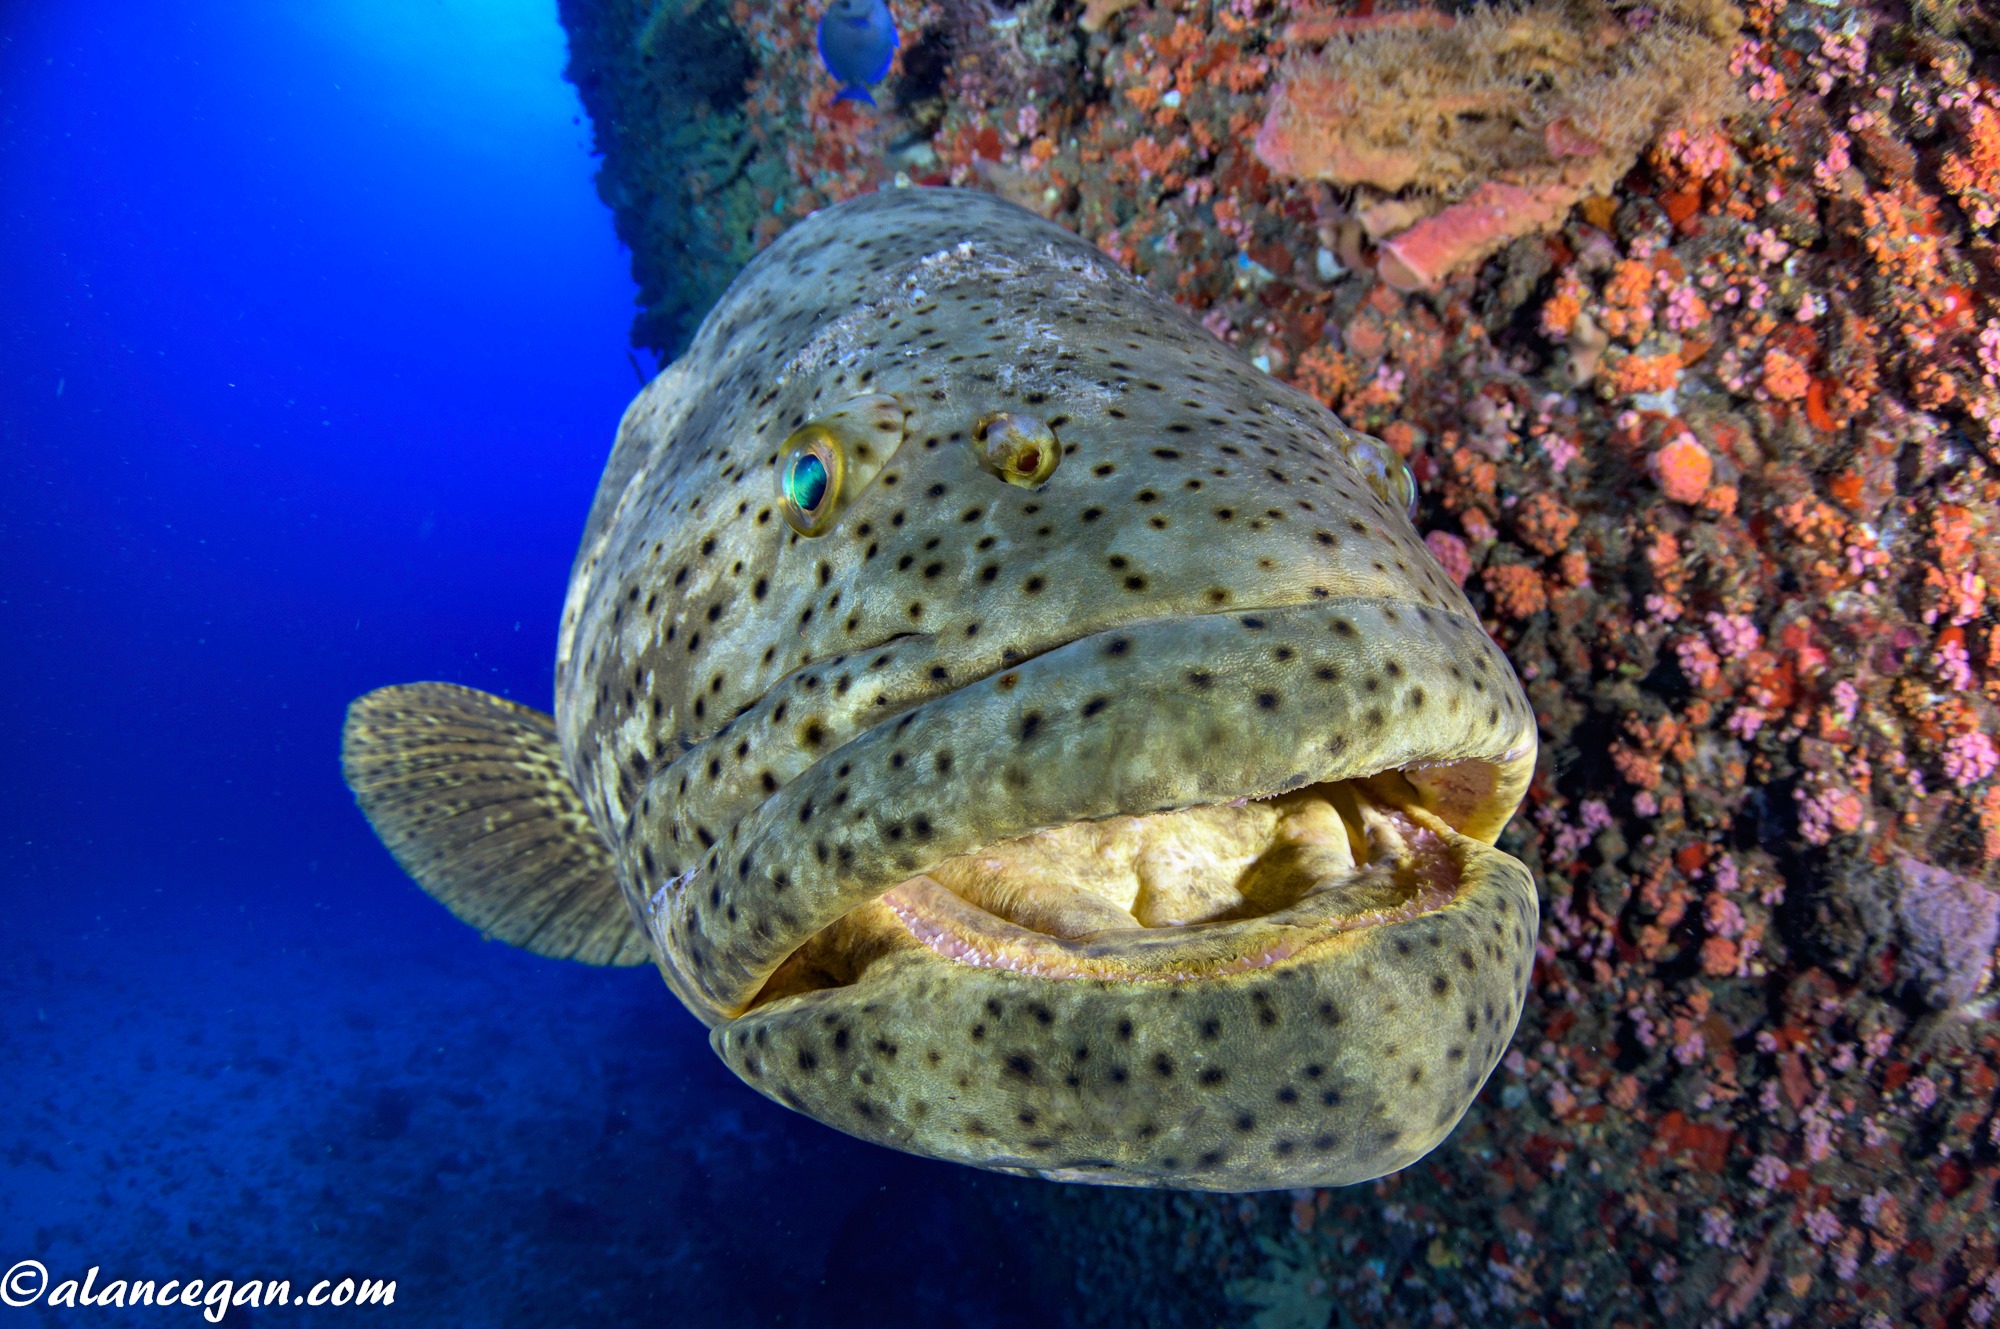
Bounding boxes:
554 187 1539 1190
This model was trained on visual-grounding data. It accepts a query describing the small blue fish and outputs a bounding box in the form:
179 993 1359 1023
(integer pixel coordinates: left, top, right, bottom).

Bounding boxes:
816 0 899 106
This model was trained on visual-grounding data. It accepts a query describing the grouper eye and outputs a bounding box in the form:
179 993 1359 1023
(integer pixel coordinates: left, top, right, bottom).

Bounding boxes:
772 394 907 536
778 426 846 536
975 412 1061 488
1343 431 1419 521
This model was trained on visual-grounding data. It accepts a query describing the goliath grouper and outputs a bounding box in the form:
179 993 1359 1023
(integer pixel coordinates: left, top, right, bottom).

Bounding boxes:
342 187 1540 1191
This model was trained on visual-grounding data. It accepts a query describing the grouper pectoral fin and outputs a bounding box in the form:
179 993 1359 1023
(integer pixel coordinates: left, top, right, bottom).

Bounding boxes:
341 681 649 966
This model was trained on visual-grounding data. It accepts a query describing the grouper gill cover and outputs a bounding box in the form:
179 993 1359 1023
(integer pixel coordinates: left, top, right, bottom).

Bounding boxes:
341 186 1541 1191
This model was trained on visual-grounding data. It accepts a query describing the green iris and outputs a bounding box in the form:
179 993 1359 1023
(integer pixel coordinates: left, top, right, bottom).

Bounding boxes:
776 425 846 536
785 451 830 515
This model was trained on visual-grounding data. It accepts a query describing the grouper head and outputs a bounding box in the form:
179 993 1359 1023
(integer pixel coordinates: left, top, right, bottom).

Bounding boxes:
365 187 1540 1192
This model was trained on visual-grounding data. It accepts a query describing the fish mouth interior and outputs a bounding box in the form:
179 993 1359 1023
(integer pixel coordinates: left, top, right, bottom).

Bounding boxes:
745 765 1492 1011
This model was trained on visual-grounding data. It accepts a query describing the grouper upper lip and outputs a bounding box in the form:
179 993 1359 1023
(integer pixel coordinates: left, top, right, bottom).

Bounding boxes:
639 593 1536 1025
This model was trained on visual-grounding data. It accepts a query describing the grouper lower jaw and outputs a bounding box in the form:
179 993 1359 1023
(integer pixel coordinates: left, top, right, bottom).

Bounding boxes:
707 793 1538 1192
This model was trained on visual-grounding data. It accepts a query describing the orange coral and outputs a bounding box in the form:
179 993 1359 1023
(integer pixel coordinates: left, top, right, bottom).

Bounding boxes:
1440 440 1500 508
1859 181 1946 289
1651 126 1734 187
1127 134 1189 183
1541 281 1585 339
1761 347 1810 401
1979 785 2000 860
1650 435 1713 504
1611 742 1663 791
1599 259 1658 344
1515 492 1581 557
1610 351 1683 395
1701 935 1740 977
1644 527 1685 595
1485 563 1549 620
1291 343 1357 409
1939 97 2000 227
1699 483 1739 517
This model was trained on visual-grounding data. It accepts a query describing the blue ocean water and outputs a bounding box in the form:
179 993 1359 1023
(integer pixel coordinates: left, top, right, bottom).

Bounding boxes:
0 4 1057 1323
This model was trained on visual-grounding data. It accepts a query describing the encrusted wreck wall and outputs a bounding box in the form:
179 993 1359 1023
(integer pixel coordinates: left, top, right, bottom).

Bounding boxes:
560 0 2000 1322
558 0 768 354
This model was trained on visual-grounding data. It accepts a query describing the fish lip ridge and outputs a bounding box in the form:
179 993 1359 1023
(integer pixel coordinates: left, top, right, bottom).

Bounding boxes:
634 600 1369 850
797 600 1348 738
650 595 1535 1020
675 594 1469 798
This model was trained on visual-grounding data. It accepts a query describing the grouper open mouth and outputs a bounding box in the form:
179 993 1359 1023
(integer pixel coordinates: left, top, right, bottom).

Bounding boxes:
340 187 1542 1193
700 600 1534 1021
800 779 1469 990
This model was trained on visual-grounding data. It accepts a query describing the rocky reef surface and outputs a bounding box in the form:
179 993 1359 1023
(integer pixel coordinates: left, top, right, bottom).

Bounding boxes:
560 0 2000 1322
